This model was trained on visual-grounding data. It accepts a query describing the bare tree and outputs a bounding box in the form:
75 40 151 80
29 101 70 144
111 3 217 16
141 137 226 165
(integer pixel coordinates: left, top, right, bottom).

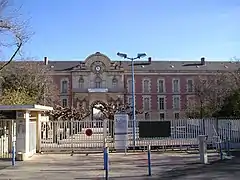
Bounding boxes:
0 61 59 106
186 71 240 118
46 105 90 121
0 0 31 70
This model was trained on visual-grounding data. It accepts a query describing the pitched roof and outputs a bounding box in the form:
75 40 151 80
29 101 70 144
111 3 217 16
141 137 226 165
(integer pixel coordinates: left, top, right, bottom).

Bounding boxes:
47 60 238 72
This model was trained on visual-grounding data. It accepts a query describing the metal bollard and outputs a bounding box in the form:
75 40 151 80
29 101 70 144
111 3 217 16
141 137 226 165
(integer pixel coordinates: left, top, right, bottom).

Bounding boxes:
198 135 208 164
147 144 152 176
226 138 230 156
219 142 223 160
105 147 109 180
103 138 107 170
12 141 15 166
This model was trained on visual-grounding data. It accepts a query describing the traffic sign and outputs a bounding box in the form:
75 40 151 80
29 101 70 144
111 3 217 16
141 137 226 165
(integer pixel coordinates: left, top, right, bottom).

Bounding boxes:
85 129 93 136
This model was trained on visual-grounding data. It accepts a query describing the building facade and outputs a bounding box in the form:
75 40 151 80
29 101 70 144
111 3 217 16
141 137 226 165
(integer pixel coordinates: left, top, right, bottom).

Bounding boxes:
47 52 237 120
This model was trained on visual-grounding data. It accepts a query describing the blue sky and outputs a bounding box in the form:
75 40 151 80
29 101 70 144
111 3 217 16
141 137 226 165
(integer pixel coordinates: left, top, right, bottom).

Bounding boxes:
12 0 240 61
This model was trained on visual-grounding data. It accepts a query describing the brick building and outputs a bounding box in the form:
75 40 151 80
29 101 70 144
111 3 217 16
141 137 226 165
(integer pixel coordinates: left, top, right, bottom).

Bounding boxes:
46 52 237 120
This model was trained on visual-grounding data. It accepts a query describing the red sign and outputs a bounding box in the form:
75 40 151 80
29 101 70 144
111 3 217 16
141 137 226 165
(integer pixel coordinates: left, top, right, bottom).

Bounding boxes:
85 129 93 136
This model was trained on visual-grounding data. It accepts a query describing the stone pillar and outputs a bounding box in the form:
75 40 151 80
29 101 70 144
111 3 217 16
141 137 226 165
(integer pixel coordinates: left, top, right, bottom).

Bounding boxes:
16 111 30 161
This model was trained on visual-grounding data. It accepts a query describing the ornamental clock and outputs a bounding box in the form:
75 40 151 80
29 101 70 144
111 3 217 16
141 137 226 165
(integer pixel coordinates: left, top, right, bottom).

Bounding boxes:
91 61 105 74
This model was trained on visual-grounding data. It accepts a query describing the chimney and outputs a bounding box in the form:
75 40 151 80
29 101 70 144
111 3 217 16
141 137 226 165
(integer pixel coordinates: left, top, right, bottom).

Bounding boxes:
148 57 152 63
201 57 205 65
44 57 48 65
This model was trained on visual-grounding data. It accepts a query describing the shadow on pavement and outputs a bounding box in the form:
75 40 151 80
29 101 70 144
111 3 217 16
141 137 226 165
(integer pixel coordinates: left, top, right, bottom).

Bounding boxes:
155 156 240 180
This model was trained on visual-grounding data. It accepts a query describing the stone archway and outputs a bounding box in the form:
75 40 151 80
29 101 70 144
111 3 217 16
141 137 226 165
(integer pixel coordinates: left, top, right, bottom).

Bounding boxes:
90 100 107 121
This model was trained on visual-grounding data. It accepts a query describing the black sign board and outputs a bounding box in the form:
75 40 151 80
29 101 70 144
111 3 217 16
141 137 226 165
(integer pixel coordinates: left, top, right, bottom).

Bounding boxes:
139 121 171 138
0 110 16 119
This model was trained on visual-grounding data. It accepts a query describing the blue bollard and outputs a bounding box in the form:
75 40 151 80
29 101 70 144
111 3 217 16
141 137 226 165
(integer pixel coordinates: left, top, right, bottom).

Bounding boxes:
12 141 15 166
147 145 152 176
105 147 109 180
103 147 106 170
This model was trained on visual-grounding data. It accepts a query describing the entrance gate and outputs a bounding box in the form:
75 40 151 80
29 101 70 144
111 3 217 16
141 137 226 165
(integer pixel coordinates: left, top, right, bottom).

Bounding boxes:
40 118 240 153
40 119 113 152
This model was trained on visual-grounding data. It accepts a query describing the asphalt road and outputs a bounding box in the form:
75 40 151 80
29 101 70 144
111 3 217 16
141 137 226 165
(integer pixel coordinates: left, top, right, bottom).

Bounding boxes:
0 152 229 180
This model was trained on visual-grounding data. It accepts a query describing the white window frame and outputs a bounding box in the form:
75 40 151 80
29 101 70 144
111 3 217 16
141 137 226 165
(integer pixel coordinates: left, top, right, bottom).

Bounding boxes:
157 95 166 110
172 95 180 110
172 78 180 93
142 95 151 111
78 77 84 89
187 79 194 93
126 95 136 107
61 97 68 107
127 78 132 93
187 95 195 108
157 78 165 93
60 78 69 94
142 78 151 93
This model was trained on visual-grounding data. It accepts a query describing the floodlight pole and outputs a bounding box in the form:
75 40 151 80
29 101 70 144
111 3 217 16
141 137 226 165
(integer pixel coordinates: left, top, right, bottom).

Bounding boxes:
117 52 148 148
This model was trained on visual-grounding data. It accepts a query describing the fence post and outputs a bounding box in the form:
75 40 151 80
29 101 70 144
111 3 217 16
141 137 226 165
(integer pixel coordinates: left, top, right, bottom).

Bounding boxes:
147 144 152 176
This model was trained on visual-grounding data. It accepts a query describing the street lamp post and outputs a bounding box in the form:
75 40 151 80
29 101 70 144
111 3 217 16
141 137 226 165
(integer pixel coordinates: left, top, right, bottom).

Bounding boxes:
117 52 148 148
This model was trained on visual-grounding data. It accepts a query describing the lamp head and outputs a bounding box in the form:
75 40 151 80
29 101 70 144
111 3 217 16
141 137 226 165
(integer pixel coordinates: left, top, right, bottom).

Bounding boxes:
117 52 127 59
137 53 147 59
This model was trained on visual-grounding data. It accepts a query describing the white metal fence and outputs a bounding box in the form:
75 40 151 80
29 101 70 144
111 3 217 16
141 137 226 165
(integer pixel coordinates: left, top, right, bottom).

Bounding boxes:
40 118 240 152
0 119 16 159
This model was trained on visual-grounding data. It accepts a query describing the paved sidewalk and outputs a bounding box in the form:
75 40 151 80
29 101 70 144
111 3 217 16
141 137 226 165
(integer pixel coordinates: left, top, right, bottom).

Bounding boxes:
0 152 237 180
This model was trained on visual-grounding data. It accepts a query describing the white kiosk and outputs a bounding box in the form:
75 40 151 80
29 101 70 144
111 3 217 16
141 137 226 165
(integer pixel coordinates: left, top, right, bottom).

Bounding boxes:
0 105 53 161
114 113 129 152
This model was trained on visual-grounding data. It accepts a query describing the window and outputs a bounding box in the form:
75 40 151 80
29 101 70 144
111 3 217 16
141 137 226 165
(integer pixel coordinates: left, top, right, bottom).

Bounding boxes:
173 79 180 93
112 78 118 87
128 97 133 106
158 96 165 110
143 97 150 111
187 79 193 92
95 77 102 88
160 113 165 120
79 77 84 89
145 112 150 120
61 80 68 93
173 95 180 110
174 112 180 119
127 79 132 93
158 79 165 93
143 79 150 93
62 98 68 107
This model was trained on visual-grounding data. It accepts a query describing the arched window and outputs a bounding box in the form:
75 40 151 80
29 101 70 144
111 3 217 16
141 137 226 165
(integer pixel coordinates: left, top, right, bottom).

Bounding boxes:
78 76 84 88
112 77 118 87
95 77 102 88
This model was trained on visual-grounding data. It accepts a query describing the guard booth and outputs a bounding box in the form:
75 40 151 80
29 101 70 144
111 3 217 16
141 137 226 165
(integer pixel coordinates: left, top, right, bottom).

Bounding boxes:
0 105 53 161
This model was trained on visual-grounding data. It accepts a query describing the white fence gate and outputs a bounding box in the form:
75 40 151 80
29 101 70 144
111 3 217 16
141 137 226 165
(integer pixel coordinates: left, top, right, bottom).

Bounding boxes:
40 118 240 153
0 119 16 159
40 120 113 152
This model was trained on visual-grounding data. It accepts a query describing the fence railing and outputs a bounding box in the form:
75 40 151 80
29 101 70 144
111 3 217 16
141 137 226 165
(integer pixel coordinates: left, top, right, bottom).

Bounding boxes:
39 118 240 152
